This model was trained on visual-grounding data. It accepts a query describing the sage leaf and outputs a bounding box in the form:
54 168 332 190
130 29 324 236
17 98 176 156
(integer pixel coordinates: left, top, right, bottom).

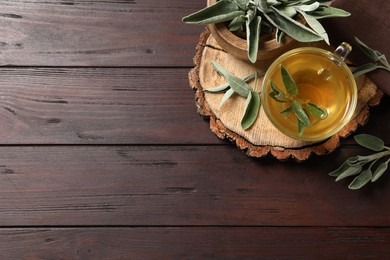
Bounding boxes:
220 88 235 108
354 134 385 152
182 1 245 25
235 0 248 10
247 15 262 63
205 73 256 93
308 6 350 19
266 8 323 42
354 37 381 62
292 101 310 127
307 102 328 119
352 63 378 78
281 65 298 96
335 165 362 182
348 169 372 190
241 91 261 130
329 160 351 177
295 2 320 12
276 28 285 44
229 15 246 31
278 6 297 18
280 106 293 117
297 119 305 135
270 80 290 102
297 11 329 44
212 61 251 97
372 158 390 182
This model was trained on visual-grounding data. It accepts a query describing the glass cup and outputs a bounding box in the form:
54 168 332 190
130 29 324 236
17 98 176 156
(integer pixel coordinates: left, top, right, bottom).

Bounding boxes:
261 43 357 142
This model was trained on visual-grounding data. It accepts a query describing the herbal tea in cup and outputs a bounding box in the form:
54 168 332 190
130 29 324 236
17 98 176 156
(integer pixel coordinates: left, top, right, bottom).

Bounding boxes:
261 43 357 142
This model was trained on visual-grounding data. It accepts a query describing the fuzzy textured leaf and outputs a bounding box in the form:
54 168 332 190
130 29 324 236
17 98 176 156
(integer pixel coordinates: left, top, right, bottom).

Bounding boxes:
182 1 244 25
205 73 256 93
266 8 323 42
281 65 298 96
220 88 235 108
292 101 310 127
352 63 378 78
354 37 381 61
212 61 251 97
335 165 362 182
354 134 385 152
372 159 390 182
297 11 329 44
348 169 372 190
308 6 350 19
241 91 261 130
307 102 328 119
247 15 262 63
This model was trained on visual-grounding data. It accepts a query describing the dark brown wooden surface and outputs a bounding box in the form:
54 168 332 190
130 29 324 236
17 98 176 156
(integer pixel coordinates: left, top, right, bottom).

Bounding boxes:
0 0 389 259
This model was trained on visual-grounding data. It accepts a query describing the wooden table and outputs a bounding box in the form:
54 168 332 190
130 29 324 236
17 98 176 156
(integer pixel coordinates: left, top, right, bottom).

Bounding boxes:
0 1 389 259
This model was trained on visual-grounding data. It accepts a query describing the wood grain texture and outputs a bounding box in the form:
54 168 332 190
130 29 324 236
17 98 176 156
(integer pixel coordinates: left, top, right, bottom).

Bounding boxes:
0 145 389 226
0 227 389 259
0 67 388 145
0 0 204 66
0 67 220 144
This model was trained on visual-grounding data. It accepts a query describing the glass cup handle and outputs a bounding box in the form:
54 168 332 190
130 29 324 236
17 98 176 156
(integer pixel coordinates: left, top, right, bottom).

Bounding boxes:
331 42 352 66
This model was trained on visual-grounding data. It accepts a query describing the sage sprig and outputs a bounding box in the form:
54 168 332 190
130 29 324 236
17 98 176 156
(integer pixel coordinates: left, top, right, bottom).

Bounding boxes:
205 61 261 130
269 65 327 135
329 134 390 190
352 37 390 77
183 0 350 63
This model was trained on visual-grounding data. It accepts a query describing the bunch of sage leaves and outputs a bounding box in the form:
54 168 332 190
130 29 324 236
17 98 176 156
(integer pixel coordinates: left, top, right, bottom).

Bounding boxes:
183 0 350 63
329 134 390 190
330 39 390 190
269 65 327 135
205 61 261 130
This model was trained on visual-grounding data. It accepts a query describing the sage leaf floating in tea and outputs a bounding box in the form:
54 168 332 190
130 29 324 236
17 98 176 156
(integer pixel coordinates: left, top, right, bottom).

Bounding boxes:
329 134 390 190
269 65 327 135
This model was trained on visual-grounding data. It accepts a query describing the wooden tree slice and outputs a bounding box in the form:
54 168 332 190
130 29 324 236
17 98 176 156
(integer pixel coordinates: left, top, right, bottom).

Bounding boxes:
189 28 384 161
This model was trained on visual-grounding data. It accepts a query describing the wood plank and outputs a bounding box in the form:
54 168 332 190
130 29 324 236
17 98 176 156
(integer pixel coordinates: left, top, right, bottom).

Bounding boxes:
0 227 388 259
0 67 219 144
0 0 204 66
0 145 389 226
0 68 388 145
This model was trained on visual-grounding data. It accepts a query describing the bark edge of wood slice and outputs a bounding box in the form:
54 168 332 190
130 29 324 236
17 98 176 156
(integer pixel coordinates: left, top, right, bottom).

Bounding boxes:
188 28 384 161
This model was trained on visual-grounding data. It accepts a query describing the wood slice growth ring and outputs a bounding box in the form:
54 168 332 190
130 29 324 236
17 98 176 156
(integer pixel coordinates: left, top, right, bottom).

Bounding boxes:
189 28 384 160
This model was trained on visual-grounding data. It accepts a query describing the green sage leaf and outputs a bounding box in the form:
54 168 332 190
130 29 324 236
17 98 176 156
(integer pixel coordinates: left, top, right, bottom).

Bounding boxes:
372 158 390 182
212 61 251 97
295 2 320 12
354 37 381 62
182 1 245 25
269 80 290 102
354 134 385 152
307 102 328 119
352 63 378 78
220 88 235 108
297 11 329 44
278 6 297 17
297 119 305 135
329 160 351 177
241 91 261 130
292 101 310 127
229 15 246 31
308 6 350 19
247 15 262 63
335 165 362 182
235 0 249 10
276 28 285 44
281 65 298 96
280 106 293 117
205 73 257 93
348 169 372 190
265 8 323 42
